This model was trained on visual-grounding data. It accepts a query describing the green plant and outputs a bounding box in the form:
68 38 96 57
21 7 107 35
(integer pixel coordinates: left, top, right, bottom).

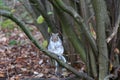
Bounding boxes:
9 40 17 45
0 19 15 30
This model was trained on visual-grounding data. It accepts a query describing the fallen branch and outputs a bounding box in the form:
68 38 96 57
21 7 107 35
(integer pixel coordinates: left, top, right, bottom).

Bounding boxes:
0 10 94 80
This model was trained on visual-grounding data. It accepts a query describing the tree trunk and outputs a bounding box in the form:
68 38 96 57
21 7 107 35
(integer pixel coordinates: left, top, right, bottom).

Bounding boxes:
92 0 109 79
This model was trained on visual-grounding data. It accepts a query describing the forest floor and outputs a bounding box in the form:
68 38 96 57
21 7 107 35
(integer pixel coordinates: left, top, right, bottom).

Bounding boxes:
0 26 77 80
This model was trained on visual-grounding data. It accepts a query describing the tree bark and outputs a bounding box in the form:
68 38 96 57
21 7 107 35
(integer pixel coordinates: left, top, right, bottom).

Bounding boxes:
91 0 109 80
19 0 49 40
49 0 98 58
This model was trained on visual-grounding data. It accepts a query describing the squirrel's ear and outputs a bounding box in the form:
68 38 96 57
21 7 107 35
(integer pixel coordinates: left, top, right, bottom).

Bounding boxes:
51 33 54 36
56 33 59 35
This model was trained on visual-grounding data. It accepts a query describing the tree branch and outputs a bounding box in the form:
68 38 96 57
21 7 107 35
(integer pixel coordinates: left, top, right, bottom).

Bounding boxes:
29 0 57 33
49 1 86 62
91 0 109 79
106 14 120 43
48 0 98 57
104 65 120 80
19 0 49 40
0 10 94 80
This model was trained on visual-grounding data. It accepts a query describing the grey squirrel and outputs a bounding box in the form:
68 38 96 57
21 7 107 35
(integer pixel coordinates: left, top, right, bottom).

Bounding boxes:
47 33 66 73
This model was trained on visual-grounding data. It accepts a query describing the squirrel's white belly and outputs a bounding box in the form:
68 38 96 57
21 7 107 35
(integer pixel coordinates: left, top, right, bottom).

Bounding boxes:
48 41 64 55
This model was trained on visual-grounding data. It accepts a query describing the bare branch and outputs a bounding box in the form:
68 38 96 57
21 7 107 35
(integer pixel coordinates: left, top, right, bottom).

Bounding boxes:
104 74 114 80
104 65 120 80
48 0 98 57
106 14 120 43
0 10 94 80
91 0 109 79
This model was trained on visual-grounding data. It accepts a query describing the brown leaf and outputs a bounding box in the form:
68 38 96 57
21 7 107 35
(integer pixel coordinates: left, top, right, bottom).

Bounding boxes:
0 72 5 77
114 48 120 54
15 76 20 80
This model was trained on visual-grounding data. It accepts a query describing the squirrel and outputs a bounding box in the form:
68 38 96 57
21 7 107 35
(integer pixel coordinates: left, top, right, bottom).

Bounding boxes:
47 33 66 73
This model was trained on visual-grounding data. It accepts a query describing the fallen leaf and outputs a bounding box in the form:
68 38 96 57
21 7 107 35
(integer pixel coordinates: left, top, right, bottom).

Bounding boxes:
62 71 69 77
14 75 20 80
21 68 27 72
44 69 49 74
35 73 44 78
39 59 43 65
0 72 5 77
33 71 39 75
0 37 7 42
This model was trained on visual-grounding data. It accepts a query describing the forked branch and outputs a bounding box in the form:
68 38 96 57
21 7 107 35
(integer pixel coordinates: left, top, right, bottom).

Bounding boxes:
0 10 94 80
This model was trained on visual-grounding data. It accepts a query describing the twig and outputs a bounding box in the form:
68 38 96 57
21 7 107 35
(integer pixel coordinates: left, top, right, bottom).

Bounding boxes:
3 49 10 80
104 65 120 80
106 14 120 43
104 74 114 80
12 0 16 9
87 14 95 23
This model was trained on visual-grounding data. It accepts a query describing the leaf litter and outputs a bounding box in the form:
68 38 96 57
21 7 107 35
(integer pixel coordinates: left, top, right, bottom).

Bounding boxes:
0 26 71 80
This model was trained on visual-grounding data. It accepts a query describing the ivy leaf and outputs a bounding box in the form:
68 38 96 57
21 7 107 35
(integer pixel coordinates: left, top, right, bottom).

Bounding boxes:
47 12 53 15
42 40 48 48
47 27 51 33
11 9 15 13
9 40 17 45
37 15 44 24
1 19 15 30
